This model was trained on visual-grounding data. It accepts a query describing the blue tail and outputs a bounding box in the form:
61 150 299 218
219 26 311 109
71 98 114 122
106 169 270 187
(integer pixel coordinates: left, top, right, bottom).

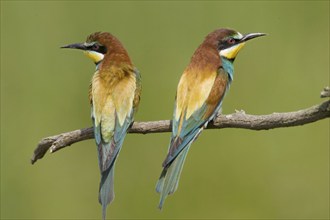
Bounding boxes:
156 145 191 209
99 164 115 220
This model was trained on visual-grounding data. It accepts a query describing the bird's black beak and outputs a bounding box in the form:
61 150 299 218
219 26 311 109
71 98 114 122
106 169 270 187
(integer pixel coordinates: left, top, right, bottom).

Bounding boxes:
60 43 87 50
241 33 266 42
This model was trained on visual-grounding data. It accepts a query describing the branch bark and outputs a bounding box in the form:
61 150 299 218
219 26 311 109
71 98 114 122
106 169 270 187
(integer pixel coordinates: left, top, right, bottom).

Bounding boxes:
31 88 330 165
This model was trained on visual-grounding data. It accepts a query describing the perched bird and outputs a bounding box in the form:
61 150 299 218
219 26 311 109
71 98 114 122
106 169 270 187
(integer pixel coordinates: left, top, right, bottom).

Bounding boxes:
156 28 265 209
61 32 141 219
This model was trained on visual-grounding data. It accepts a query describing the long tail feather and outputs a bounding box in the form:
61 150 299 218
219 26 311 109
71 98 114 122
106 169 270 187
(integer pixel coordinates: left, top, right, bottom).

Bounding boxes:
156 145 191 209
99 165 115 220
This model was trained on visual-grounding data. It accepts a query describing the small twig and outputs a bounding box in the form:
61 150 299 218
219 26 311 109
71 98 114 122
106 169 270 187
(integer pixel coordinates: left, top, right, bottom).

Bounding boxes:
321 86 330 98
31 88 330 165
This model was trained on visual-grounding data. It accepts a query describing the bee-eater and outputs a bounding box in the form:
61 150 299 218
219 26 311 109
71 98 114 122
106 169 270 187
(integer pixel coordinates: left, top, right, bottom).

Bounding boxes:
61 32 141 219
156 28 265 209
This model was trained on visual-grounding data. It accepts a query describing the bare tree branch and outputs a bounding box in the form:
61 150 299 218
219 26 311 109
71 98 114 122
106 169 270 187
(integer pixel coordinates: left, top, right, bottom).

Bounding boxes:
31 88 330 165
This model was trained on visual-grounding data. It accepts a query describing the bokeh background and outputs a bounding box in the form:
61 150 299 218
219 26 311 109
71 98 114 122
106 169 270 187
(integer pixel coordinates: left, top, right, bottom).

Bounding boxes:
1 1 329 219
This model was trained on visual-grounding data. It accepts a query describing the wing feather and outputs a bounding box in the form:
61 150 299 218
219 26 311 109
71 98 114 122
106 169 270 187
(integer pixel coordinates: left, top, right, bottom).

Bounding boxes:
92 69 137 172
163 68 230 167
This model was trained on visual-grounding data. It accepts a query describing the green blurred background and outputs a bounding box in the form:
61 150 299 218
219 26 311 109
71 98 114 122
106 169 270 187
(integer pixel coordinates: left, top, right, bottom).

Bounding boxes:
1 1 329 219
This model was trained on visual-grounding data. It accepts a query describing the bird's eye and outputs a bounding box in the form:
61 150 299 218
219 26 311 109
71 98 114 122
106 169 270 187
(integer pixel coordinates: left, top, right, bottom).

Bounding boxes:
92 44 100 51
227 38 236 44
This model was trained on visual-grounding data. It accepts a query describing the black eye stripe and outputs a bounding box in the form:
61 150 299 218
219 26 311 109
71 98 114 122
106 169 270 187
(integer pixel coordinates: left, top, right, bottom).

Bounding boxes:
97 45 107 54
88 43 107 54
218 37 239 51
